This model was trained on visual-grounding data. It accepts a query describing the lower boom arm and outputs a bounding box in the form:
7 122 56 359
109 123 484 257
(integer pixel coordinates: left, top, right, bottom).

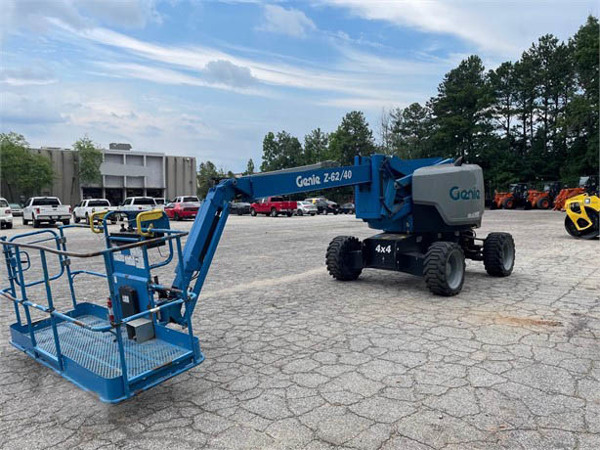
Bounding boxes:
164 161 372 325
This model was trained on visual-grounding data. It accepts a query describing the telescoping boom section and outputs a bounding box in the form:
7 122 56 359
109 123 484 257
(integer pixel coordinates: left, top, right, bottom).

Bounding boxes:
0 154 515 402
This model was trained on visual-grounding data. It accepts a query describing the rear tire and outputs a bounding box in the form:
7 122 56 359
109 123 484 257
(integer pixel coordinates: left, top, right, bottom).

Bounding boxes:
326 236 362 281
5 223 12 229
502 198 514 209
424 242 465 296
537 197 550 209
62 219 70 226
33 219 40 228
270 208 278 217
483 233 515 276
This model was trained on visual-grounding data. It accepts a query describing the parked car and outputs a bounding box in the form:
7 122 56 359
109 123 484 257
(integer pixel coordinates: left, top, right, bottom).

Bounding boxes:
250 197 297 217
305 197 338 214
22 196 71 227
73 199 116 224
164 200 200 221
0 198 13 229
9 203 23 217
340 202 355 214
326 200 340 214
154 198 167 209
305 197 328 214
296 201 318 216
119 197 157 214
230 202 251 215
172 195 200 204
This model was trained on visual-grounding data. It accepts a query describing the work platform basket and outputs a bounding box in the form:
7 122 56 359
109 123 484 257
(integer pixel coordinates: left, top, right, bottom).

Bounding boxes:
1 212 203 403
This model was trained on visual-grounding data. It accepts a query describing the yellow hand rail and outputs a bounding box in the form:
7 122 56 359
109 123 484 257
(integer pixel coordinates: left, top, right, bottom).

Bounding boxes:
89 211 108 234
136 209 164 237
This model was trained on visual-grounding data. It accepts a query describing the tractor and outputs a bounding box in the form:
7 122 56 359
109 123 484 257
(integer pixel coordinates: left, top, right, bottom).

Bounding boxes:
525 181 561 210
554 176 599 211
490 183 529 209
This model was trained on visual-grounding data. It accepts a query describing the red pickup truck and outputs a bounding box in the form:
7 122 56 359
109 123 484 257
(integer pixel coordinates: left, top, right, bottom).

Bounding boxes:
250 197 297 217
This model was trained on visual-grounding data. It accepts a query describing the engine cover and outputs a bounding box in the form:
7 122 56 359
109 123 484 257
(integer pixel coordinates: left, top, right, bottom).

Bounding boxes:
412 163 484 230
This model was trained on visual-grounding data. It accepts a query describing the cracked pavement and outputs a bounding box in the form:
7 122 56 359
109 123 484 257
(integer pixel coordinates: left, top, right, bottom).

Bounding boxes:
0 210 599 449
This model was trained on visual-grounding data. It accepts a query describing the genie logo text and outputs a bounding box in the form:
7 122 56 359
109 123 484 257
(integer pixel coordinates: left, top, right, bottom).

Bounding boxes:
449 186 481 201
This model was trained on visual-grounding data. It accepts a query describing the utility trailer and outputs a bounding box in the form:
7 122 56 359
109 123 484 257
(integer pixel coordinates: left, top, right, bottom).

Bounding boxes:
1 154 515 402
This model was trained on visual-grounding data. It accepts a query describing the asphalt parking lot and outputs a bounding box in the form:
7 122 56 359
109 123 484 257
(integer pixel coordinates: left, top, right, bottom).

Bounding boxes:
0 210 599 450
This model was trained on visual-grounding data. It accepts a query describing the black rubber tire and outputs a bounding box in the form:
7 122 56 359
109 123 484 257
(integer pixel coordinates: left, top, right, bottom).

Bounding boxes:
74 215 80 224
22 217 29 225
564 216 581 238
297 209 303 216
62 219 70 226
483 232 515 276
85 213 90 224
536 197 550 209
270 208 278 217
33 219 40 228
424 242 465 296
250 208 257 216
502 198 514 209
578 208 599 239
326 236 362 281
5 223 12 229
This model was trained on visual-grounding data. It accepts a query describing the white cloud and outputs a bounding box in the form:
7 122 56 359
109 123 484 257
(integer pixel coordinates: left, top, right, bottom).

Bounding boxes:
1 0 161 40
66 25 441 104
317 0 599 57
258 5 317 38
0 67 57 86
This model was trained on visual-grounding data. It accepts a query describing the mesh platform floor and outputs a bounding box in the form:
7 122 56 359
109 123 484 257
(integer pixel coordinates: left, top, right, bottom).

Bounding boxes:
34 315 190 379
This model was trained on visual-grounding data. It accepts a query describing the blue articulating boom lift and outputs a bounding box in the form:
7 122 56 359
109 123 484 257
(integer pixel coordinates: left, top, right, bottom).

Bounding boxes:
1 154 515 402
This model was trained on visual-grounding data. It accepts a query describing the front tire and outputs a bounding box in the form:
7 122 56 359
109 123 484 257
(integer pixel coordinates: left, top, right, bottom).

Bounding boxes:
483 233 515 276
424 242 465 296
270 208 278 217
326 236 362 281
250 208 257 216
74 215 80 224
297 209 303 216
23 216 29 225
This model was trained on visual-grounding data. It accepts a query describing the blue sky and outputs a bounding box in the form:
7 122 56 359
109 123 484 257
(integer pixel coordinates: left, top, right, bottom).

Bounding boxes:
1 0 598 172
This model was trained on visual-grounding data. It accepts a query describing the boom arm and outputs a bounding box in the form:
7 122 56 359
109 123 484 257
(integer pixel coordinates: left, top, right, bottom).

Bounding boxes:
165 154 447 325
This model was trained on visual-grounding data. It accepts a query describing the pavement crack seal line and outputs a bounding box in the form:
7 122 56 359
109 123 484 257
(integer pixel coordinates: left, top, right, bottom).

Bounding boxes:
199 267 325 299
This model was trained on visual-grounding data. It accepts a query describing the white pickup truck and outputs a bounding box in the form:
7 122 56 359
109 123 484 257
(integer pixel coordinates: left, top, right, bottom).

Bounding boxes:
22 197 71 227
72 199 117 224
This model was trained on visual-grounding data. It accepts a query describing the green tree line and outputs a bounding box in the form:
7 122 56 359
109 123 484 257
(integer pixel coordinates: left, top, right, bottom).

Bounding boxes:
249 16 598 194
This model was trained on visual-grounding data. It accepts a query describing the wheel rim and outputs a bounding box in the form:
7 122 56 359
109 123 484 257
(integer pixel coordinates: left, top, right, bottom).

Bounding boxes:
501 241 514 270
446 251 464 290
